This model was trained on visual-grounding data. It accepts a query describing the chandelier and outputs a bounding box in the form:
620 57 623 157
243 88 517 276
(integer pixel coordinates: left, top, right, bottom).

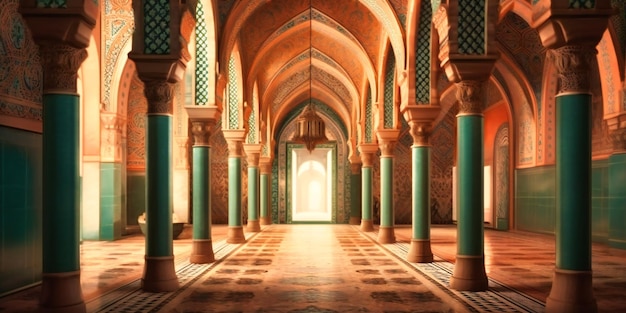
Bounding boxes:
291 0 327 152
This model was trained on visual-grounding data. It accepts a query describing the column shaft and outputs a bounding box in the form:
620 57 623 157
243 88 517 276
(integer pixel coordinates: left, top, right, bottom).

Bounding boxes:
412 147 430 239
378 156 396 243
260 172 271 225
456 115 484 256
349 167 362 225
145 115 174 257
43 94 80 273
246 165 261 232
407 145 433 263
227 156 245 242
360 166 374 231
192 146 210 239
555 94 591 270
190 145 215 263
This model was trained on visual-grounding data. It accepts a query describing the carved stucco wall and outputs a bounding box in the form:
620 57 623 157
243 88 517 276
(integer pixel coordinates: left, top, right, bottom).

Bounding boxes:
0 0 42 125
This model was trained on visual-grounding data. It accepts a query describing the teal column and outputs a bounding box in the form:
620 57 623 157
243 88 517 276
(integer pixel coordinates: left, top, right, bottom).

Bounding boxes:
259 159 272 225
450 80 488 291
224 132 246 243
377 134 398 244
407 121 434 263
189 120 215 264
38 45 87 313
141 80 178 292
349 162 362 225
545 45 598 313
555 94 591 270
244 145 261 232
608 151 626 249
359 145 377 232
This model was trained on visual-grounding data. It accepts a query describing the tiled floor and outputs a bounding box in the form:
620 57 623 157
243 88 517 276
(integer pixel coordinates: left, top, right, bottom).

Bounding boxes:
1 224 625 312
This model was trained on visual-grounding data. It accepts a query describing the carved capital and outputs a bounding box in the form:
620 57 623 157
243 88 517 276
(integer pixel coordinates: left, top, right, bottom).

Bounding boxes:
379 141 396 158
247 152 260 167
259 158 273 174
409 121 431 146
227 140 243 157
610 128 626 152
191 120 214 146
456 80 484 114
360 152 375 167
143 80 175 114
39 43 87 93
550 45 596 94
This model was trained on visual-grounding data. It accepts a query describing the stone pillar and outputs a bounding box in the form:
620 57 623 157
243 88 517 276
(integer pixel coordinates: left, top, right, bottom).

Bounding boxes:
449 80 489 291
137 80 178 291
376 130 400 244
547 45 598 313
608 120 626 249
39 42 88 313
244 144 262 232
403 106 439 263
358 143 378 232
20 1 98 311
533 3 612 311
259 157 273 225
349 156 362 225
186 106 221 264
223 130 247 243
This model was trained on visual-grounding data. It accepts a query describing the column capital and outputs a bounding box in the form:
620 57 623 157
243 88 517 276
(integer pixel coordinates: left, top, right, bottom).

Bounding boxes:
456 80 487 115
350 162 362 175
376 129 400 158
223 129 246 157
409 121 433 147
259 157 273 174
38 43 87 93
143 80 175 114
550 45 597 94
191 120 216 146
244 144 262 167
358 143 379 167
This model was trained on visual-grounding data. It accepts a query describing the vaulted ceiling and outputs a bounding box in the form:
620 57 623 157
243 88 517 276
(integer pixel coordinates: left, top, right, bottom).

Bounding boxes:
217 0 408 144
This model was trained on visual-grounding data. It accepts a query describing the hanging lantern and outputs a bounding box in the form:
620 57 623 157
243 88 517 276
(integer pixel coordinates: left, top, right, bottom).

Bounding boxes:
291 103 327 152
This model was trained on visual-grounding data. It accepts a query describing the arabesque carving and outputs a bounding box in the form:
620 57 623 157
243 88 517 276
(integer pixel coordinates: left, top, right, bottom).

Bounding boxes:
143 80 175 114
551 45 596 94
39 43 87 92
456 80 484 114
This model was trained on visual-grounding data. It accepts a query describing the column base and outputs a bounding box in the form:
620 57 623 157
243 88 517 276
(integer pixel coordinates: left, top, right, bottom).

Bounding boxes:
450 254 488 291
246 219 261 232
142 255 179 292
189 239 215 264
349 216 361 225
406 239 433 263
377 226 396 244
260 216 272 225
39 271 85 313
227 226 246 243
360 219 374 232
546 269 597 313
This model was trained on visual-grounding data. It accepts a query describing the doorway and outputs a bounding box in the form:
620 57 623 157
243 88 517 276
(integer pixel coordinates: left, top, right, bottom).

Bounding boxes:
286 143 336 223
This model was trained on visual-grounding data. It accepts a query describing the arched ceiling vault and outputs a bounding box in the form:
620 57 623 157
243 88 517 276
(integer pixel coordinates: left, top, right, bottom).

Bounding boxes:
218 0 405 146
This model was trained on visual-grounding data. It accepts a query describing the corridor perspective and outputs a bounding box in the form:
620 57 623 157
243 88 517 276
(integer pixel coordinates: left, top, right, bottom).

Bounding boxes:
3 1 626 313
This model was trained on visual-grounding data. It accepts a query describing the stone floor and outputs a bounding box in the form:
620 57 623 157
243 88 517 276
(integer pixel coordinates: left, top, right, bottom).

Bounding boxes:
1 224 625 312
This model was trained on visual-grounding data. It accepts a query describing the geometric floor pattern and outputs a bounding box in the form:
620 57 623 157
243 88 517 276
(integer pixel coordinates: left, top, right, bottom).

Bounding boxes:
2 224 626 312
